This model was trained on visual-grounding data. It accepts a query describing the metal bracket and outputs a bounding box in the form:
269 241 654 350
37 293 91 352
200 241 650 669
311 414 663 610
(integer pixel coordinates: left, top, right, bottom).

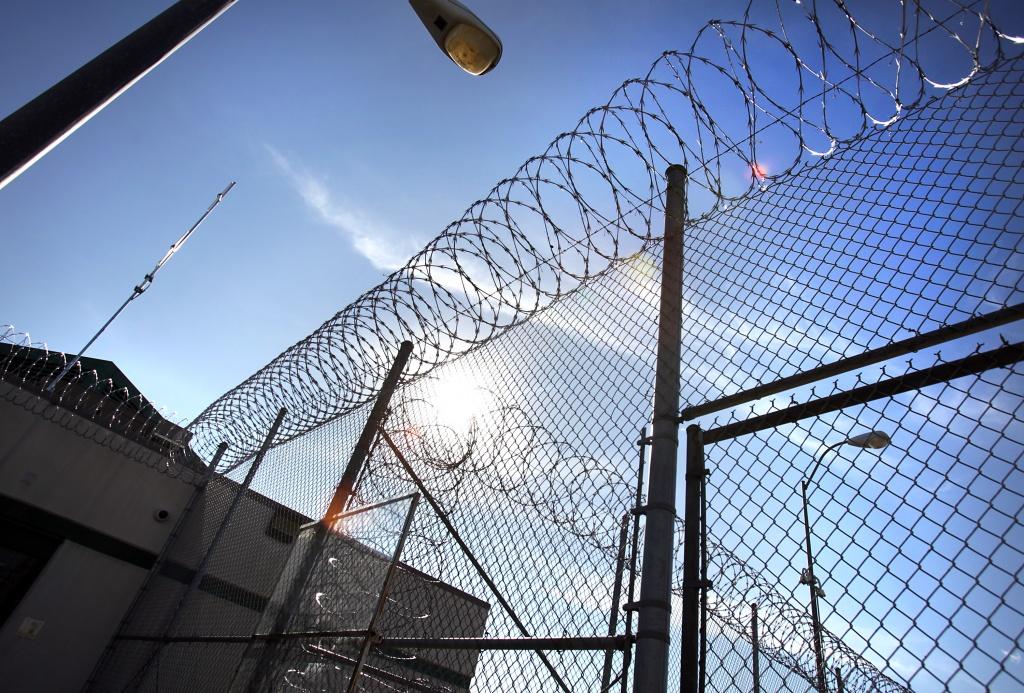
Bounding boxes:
682 579 713 590
622 598 672 612
632 502 675 516
634 628 672 644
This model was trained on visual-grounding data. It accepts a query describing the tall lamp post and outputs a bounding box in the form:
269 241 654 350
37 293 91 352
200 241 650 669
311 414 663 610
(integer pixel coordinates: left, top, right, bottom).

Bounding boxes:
800 430 891 692
0 0 502 191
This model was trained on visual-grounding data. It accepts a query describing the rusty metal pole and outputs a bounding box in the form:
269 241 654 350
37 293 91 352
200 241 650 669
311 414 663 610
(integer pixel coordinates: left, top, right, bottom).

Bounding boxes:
239 341 413 691
633 164 687 693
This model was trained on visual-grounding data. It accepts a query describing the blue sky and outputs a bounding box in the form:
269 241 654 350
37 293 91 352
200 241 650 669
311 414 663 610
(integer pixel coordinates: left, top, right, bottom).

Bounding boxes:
6 3 1020 691
0 0 772 422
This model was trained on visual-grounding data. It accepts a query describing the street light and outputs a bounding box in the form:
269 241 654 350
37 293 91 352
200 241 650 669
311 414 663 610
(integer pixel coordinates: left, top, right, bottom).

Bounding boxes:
799 430 891 692
410 0 503 76
0 0 503 191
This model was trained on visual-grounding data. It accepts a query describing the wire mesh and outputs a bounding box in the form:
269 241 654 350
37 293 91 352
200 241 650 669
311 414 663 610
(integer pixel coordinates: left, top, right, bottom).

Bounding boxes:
185 0 1024 470
57 1 1024 692
0 328 200 481
693 347 1023 692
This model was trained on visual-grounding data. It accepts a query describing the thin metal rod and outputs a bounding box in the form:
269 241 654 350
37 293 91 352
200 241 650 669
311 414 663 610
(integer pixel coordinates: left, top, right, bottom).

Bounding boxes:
751 603 761 693
316 491 421 527
306 644 441 693
0 0 237 190
601 513 630 691
378 428 573 693
801 480 827 693
634 164 687 693
123 408 284 690
679 424 704 693
191 407 286 595
118 630 371 643
680 303 1024 421
240 341 413 690
84 442 228 690
46 295 131 393
703 341 1024 444
380 636 632 651
698 459 708 693
346 493 421 693
118 633 631 651
621 427 648 693
836 666 845 693
46 181 236 392
329 340 415 519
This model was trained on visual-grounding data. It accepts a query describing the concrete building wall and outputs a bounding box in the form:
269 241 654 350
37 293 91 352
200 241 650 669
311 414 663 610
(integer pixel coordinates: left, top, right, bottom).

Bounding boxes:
0 542 148 692
0 384 196 552
0 383 492 692
0 385 197 693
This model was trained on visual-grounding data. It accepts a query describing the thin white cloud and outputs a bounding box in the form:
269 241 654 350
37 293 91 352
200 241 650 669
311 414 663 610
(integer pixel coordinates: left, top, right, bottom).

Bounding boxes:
265 145 420 271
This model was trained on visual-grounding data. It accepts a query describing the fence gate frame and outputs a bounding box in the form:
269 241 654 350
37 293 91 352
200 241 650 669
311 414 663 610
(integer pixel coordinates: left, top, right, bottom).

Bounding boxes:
675 304 1024 692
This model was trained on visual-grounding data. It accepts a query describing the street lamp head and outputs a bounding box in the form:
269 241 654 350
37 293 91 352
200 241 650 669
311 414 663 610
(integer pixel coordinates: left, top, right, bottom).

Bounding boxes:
409 0 503 75
845 430 891 449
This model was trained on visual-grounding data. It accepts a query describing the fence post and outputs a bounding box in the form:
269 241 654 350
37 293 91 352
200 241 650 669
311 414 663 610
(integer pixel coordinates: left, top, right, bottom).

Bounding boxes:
121 407 286 689
633 164 687 693
601 512 630 691
751 603 761 693
621 427 649 693
680 423 705 692
83 441 229 690
238 341 413 691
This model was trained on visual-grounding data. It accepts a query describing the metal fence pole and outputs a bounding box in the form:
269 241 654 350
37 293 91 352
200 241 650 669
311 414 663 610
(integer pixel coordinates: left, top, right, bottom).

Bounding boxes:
680 424 705 692
601 513 630 691
699 456 709 693
751 603 761 693
239 341 412 691
123 407 286 689
633 164 687 693
346 493 421 693
325 340 414 519
84 441 229 690
621 427 650 693
191 407 287 593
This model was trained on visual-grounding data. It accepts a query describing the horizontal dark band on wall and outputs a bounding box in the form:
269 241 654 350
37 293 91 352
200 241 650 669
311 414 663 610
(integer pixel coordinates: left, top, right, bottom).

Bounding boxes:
0 493 156 570
0 494 270 614
158 560 270 612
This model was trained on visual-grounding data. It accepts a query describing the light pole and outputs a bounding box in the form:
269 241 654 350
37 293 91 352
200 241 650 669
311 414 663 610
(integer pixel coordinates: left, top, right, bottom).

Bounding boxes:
0 0 502 191
800 430 890 692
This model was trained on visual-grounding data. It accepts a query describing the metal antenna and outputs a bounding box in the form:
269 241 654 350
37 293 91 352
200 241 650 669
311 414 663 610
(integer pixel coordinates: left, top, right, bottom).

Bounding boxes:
45 181 236 393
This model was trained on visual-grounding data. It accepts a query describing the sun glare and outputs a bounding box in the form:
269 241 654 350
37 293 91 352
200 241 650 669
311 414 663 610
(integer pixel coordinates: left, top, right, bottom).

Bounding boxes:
431 372 489 435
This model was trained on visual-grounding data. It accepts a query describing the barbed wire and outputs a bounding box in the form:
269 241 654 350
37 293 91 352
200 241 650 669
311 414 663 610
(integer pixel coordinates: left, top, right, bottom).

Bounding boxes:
187 0 1023 467
0 326 200 481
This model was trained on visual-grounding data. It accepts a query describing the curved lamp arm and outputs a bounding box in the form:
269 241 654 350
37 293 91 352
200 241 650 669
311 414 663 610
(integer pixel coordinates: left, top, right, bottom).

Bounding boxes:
804 440 847 490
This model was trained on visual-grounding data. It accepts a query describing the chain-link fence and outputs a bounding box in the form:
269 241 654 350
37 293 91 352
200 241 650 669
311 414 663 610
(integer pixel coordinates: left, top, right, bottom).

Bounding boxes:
686 343 1023 692
62 1 1024 691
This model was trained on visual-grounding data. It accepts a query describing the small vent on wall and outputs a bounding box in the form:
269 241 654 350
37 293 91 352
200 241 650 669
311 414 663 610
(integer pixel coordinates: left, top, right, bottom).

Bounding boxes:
265 507 301 544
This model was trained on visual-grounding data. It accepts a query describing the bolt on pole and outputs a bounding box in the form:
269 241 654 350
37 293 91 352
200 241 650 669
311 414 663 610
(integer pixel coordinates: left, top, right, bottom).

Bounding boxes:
633 164 687 693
